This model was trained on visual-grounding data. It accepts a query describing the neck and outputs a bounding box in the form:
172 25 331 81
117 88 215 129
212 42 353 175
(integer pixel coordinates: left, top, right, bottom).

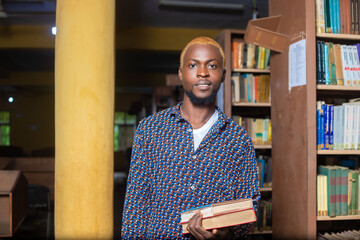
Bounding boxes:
181 97 216 129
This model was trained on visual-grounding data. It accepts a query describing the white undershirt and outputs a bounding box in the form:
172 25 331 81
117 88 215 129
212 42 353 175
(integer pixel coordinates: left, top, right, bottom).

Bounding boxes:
192 110 218 150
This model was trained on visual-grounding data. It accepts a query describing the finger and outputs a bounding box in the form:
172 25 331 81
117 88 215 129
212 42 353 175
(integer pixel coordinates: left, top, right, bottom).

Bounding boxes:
187 212 206 240
191 213 215 240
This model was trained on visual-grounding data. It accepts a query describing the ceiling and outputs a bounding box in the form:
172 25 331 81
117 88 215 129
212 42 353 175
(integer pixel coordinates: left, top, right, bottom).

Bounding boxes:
0 0 269 87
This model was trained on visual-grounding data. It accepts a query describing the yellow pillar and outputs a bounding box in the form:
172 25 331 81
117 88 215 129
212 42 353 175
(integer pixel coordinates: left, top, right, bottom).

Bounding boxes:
54 1 114 239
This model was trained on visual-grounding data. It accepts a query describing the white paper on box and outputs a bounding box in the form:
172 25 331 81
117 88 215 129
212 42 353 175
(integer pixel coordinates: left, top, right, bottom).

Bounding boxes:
289 39 307 91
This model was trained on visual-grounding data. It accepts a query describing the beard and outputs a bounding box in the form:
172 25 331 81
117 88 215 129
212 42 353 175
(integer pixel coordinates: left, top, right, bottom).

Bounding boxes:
185 89 217 105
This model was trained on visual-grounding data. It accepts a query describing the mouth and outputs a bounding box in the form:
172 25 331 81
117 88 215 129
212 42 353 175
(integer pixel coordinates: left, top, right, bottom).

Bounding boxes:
195 81 212 91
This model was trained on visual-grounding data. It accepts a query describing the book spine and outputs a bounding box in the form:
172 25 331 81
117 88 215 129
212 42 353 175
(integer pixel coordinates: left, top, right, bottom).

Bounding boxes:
351 46 360 86
336 0 341 33
340 168 349 216
317 41 322 84
350 104 356 149
320 42 325 84
356 0 360 34
324 43 331 85
329 105 334 149
344 104 351 149
323 104 330 149
351 0 356 34
341 45 351 86
317 101 325 150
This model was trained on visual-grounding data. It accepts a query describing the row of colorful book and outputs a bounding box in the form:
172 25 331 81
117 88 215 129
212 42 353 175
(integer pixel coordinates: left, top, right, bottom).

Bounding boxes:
232 116 272 145
315 0 360 34
316 41 360 86
318 230 360 240
231 73 270 104
249 200 272 233
231 39 270 70
316 100 360 150
317 165 360 217
257 155 272 189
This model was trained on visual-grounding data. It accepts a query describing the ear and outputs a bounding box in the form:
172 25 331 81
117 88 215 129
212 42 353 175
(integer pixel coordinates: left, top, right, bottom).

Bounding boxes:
178 67 183 81
221 69 226 83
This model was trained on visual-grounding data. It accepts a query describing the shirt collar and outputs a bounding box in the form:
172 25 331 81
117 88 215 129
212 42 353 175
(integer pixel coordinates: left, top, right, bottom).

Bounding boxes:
170 102 231 127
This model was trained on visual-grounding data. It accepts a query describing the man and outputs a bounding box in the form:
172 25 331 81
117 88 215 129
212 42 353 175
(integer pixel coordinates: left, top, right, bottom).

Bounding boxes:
122 37 260 239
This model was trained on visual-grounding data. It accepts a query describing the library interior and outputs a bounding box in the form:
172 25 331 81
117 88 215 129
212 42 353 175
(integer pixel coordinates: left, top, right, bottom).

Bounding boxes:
0 0 359 239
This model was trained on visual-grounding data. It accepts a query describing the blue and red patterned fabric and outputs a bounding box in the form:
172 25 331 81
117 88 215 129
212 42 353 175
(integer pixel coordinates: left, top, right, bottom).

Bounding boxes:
122 103 260 239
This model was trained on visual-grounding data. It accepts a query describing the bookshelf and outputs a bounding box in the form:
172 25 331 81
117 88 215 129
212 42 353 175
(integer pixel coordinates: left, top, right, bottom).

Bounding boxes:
215 30 273 236
269 0 360 239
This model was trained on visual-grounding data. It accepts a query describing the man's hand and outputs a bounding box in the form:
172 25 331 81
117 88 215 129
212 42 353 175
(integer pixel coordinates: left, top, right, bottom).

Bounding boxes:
186 211 233 240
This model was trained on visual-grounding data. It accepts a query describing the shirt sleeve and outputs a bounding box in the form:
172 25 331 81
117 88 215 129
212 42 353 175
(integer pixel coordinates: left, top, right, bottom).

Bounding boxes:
231 135 261 239
121 121 150 239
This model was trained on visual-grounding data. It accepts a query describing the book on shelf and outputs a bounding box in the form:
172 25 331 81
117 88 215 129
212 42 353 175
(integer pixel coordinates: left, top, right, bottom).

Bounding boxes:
315 0 359 34
318 230 360 240
316 41 360 86
318 165 360 217
180 198 256 234
232 117 272 145
231 38 270 70
317 101 360 150
250 200 272 233
256 155 272 189
231 73 270 104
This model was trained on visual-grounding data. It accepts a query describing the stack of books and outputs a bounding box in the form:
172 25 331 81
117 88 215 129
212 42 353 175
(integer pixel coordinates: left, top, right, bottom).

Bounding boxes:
316 100 360 150
317 165 360 217
180 198 256 234
315 0 360 34
231 73 271 104
316 41 360 86
232 38 270 70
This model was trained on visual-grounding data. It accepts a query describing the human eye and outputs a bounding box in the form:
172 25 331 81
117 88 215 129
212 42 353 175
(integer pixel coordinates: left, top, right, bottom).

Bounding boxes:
188 63 197 68
208 62 217 69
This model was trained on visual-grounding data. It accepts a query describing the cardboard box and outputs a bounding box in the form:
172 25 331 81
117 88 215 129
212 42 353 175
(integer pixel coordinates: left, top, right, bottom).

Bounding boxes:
0 171 28 237
244 15 289 53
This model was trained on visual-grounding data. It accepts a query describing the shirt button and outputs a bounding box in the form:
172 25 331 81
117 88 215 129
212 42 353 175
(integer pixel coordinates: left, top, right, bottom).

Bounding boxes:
192 155 196 159
190 185 196 190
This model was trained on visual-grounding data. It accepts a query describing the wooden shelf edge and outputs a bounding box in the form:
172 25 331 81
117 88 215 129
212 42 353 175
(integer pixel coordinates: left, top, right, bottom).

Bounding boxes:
316 32 360 40
254 145 272 149
232 102 271 107
317 150 360 155
317 215 360 221
260 187 272 192
232 68 271 73
249 230 272 235
317 85 360 91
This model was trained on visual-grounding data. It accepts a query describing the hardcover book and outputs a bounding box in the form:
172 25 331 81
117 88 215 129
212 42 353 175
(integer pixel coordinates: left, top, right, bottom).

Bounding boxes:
180 198 256 234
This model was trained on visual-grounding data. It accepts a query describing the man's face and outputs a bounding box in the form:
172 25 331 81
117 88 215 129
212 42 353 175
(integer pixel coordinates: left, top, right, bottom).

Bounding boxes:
179 44 225 105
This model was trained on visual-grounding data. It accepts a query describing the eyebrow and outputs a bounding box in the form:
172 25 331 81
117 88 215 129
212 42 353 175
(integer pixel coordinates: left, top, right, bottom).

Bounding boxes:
187 58 219 63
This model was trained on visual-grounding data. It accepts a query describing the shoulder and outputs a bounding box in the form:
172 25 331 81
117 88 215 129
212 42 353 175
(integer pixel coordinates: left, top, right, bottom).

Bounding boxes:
222 116 253 148
137 106 175 132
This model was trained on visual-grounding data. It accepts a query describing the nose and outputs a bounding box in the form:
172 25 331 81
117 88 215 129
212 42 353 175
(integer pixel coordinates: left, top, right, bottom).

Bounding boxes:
197 65 209 78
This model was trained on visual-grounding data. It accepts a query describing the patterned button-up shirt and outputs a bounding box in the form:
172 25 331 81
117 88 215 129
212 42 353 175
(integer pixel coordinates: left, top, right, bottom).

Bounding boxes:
122 103 260 239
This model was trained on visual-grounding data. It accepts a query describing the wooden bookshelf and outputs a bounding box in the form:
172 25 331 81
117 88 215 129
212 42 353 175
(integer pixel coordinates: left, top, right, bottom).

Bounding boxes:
269 0 360 238
317 215 360 221
232 102 271 107
316 85 360 91
215 30 272 236
317 150 360 155
254 145 272 149
233 68 271 73
316 32 360 40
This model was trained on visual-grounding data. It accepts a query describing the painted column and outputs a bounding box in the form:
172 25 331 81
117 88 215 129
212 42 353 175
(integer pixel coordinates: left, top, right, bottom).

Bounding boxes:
54 0 114 239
